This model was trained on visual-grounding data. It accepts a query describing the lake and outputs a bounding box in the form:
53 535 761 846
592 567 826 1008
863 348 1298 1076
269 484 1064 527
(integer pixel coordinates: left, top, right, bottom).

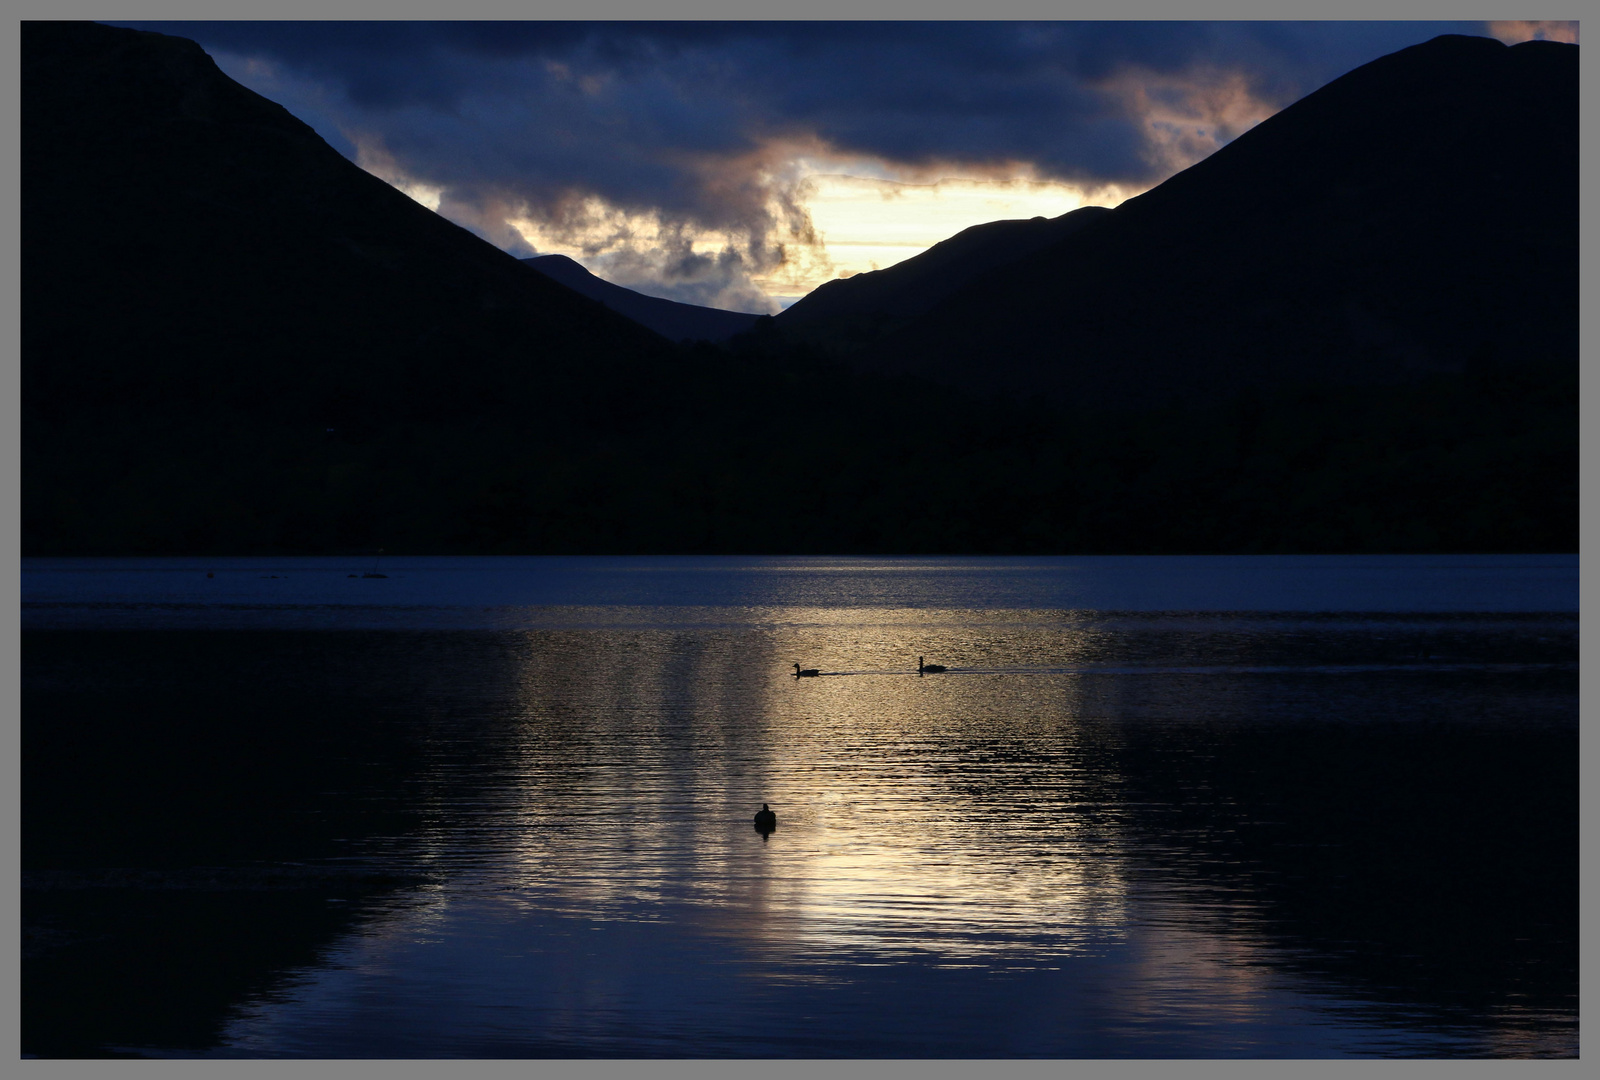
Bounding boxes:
20 555 1579 1058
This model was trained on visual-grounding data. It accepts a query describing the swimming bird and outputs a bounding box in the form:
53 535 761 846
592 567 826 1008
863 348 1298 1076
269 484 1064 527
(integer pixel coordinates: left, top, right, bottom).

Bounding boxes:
918 656 947 674
793 663 820 677
754 803 777 832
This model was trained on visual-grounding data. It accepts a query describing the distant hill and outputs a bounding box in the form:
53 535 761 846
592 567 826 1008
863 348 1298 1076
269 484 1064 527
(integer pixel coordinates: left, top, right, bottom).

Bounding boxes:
774 206 1110 350
845 35 1577 408
521 255 763 343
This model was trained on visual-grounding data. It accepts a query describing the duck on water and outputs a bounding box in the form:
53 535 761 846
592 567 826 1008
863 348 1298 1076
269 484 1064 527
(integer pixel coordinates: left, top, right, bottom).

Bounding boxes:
754 803 777 833
918 657 947 674
793 663 820 677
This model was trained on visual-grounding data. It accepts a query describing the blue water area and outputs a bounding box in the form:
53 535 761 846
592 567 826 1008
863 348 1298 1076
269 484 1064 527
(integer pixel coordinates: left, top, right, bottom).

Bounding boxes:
19 553 1579 625
20 556 1579 1057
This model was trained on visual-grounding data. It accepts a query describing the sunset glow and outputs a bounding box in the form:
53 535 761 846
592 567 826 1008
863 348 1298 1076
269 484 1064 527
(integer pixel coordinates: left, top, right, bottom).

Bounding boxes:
187 20 1574 312
764 171 1139 303
500 165 1142 310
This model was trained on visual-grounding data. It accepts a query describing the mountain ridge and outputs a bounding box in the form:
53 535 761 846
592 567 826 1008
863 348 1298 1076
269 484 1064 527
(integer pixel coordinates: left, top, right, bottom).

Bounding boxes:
20 23 1575 556
795 34 1576 409
23 20 670 428
774 206 1112 350
521 255 764 343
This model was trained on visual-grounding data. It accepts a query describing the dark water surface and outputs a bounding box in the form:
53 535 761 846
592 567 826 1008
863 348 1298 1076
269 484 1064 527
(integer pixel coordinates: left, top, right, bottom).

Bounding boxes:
21 556 1578 1057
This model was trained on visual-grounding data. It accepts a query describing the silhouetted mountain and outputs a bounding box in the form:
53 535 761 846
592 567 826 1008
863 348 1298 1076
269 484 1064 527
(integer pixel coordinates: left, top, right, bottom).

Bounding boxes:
774 207 1110 350
22 20 688 553
852 35 1576 408
24 22 670 426
21 23 1575 556
522 255 763 343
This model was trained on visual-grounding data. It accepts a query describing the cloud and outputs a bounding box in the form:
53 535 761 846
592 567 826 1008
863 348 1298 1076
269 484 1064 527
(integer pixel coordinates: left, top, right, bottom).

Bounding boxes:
1089 64 1282 177
121 21 1512 306
1486 21 1580 45
504 189 796 313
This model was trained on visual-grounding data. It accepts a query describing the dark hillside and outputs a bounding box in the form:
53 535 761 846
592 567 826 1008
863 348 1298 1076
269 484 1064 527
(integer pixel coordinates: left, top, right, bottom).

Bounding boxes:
23 22 669 415
522 255 763 343
773 206 1111 351
23 21 671 552
863 35 1576 408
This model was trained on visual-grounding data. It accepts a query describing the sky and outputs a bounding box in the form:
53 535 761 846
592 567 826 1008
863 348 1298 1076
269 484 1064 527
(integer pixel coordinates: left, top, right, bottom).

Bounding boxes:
115 19 1579 313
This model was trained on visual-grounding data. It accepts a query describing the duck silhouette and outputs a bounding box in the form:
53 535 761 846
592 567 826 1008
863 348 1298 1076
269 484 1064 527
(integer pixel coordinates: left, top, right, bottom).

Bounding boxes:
918 656 947 674
754 803 777 834
793 663 820 677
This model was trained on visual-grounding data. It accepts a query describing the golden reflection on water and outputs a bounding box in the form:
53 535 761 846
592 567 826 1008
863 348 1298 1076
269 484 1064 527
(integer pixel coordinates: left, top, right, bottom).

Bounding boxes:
463 607 1137 969
192 600 1576 1056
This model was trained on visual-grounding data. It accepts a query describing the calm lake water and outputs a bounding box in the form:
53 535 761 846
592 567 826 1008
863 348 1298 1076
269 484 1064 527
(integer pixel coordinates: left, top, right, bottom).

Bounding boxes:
21 556 1579 1058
